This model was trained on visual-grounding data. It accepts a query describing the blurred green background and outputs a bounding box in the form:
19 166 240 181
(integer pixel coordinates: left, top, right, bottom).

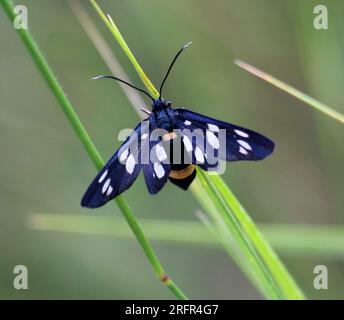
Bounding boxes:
0 0 343 299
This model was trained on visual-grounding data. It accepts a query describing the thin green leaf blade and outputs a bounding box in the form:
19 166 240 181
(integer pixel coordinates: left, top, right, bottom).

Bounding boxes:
234 59 344 124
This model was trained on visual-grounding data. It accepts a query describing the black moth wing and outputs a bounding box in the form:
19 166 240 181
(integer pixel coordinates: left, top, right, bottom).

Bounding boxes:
174 108 274 163
143 130 171 195
81 120 150 208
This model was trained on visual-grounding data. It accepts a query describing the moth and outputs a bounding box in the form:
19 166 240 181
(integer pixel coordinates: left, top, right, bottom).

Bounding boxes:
81 42 274 208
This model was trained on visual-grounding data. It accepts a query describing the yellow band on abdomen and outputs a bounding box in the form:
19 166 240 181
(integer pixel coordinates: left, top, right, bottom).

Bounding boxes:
169 165 195 180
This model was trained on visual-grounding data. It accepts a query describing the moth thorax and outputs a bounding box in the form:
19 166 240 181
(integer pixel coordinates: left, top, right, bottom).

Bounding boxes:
163 132 177 141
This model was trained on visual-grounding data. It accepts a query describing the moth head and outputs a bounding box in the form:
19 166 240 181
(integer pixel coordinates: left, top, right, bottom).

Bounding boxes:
152 98 171 111
164 99 172 107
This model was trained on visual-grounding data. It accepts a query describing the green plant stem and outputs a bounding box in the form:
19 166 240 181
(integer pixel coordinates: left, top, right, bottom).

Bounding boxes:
208 174 305 299
194 169 281 298
1 0 187 300
89 0 305 300
90 0 159 98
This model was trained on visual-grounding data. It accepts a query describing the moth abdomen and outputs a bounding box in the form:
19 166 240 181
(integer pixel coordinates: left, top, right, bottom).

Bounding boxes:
168 164 196 190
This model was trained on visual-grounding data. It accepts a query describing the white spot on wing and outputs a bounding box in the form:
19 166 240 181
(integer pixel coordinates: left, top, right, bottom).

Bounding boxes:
102 178 111 194
125 154 136 174
206 131 219 149
182 135 193 152
239 146 248 155
237 139 252 151
119 149 129 162
208 124 219 132
155 144 167 161
153 162 165 179
184 120 191 126
234 129 249 138
106 185 113 196
98 170 108 183
195 146 205 163
141 133 148 140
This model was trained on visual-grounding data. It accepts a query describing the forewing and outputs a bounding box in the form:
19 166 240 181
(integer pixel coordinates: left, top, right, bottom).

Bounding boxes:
143 132 171 194
81 121 149 208
175 108 274 162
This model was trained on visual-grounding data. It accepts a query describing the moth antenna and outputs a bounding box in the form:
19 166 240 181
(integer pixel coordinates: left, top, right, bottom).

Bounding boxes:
159 41 192 99
92 75 155 102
